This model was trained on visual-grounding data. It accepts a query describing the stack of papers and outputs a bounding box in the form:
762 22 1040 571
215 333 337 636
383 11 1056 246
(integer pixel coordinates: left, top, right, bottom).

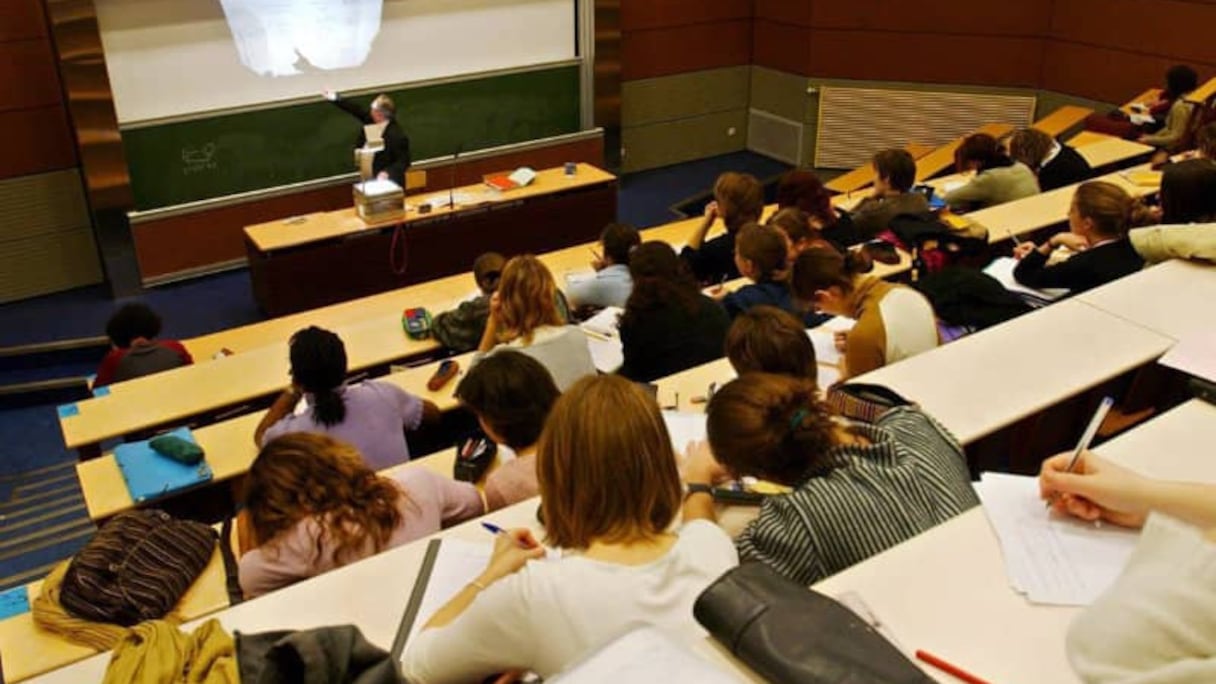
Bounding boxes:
974 473 1139 605
580 307 624 373
983 257 1068 307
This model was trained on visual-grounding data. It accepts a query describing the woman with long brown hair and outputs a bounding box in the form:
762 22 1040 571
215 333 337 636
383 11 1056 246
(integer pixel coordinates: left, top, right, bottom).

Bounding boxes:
402 375 737 683
238 433 483 598
476 254 595 390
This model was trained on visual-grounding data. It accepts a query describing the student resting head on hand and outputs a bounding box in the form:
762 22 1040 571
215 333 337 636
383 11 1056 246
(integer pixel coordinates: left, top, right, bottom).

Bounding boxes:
237 433 482 599
945 133 1040 211
682 372 977 586
1006 127 1093 192
1037 450 1216 683
567 222 641 310
455 350 560 512
680 172 764 284
401 375 739 684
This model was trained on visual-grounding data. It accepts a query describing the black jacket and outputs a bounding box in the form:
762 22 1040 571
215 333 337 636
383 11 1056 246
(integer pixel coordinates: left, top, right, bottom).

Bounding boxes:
681 232 740 284
1013 239 1144 294
1038 144 1092 192
331 97 412 187
618 294 730 383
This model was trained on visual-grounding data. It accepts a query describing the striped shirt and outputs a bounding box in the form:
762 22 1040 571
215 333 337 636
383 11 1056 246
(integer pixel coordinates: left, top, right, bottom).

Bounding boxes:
736 406 978 586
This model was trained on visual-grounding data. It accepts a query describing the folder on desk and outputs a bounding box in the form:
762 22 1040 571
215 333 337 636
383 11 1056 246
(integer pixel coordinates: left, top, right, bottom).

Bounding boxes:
115 427 214 504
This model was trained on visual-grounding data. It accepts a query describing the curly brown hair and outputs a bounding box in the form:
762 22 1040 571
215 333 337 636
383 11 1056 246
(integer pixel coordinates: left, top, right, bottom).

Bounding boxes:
244 433 407 565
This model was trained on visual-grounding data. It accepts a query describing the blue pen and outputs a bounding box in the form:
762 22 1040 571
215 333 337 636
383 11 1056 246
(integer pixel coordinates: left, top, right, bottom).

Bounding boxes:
481 521 506 536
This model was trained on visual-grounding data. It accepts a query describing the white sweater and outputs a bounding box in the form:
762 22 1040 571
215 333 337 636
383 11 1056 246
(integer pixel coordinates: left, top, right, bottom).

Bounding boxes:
401 520 739 683
477 324 597 391
1068 514 1216 683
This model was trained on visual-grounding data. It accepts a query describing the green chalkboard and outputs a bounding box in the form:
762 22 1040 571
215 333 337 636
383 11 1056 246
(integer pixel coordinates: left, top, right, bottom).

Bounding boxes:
122 65 581 210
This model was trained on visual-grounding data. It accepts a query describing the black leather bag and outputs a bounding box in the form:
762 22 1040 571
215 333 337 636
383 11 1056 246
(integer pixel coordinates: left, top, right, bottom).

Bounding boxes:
694 563 933 684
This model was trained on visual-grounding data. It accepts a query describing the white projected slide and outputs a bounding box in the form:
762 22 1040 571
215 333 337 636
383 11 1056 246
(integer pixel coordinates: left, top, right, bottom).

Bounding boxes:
96 0 576 124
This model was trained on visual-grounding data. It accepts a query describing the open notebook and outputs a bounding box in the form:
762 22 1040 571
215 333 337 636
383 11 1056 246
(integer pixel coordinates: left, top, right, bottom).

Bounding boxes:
983 256 1068 306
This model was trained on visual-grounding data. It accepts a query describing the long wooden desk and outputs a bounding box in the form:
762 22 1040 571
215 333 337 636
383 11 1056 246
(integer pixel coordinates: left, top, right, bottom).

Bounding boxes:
1073 135 1154 168
1185 77 1216 104
914 123 1014 182
1031 105 1092 137
813 399 1216 683
245 164 618 316
1120 87 1161 115
1078 259 1216 341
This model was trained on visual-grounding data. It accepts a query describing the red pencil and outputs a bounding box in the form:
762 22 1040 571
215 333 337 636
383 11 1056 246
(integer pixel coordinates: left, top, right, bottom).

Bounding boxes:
915 650 992 684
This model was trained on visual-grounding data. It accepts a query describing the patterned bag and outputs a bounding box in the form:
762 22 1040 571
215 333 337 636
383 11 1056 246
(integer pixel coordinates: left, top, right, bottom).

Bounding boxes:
60 509 216 626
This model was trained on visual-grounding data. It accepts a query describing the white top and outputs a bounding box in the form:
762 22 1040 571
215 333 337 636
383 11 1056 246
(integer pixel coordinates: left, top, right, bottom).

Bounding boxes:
400 520 739 683
567 264 634 309
1067 513 1216 683
877 287 939 365
479 324 597 391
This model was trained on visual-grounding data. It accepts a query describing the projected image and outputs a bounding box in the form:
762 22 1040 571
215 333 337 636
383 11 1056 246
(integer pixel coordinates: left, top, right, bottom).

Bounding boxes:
219 0 383 77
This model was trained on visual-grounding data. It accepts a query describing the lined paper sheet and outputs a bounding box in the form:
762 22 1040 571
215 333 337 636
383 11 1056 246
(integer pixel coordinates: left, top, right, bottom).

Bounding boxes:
807 316 856 366
401 539 494 649
975 473 1139 605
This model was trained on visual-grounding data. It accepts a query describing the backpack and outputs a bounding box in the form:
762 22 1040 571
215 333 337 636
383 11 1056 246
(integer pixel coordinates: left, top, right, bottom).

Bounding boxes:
60 509 217 626
885 213 990 278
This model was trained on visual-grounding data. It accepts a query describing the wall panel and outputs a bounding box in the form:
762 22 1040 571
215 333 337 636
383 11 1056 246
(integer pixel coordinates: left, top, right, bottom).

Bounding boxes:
0 106 77 181
0 40 63 111
0 0 49 42
621 0 751 31
622 20 752 81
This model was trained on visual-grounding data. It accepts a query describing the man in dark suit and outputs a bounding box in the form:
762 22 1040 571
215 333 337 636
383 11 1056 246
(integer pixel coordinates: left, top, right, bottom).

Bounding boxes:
324 90 411 187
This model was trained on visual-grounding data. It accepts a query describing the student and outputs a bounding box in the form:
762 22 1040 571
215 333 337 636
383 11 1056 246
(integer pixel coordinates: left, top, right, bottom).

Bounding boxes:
254 326 439 470
567 223 640 309
944 133 1040 211
724 306 818 381
1007 127 1092 192
322 90 411 187
767 207 836 259
1160 155 1216 224
432 252 506 353
401 375 739 683
238 433 482 599
1013 181 1149 294
848 148 932 240
94 303 193 388
477 255 595 391
1139 65 1200 152
681 172 764 283
617 242 731 383
1036 450 1216 682
775 169 862 247
722 223 828 327
454 351 560 512
791 247 938 379
683 373 977 585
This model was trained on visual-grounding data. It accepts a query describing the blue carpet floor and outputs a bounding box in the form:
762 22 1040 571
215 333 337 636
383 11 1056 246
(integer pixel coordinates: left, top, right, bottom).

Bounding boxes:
0 150 790 590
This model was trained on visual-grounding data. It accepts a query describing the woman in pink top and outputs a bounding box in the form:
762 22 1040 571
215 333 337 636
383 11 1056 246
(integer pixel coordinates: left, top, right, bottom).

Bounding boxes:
237 433 483 598
454 350 560 511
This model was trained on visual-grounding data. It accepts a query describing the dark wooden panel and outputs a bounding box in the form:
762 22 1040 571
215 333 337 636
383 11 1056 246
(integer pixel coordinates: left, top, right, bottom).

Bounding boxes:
595 0 623 170
622 0 751 31
1051 0 1216 66
0 40 63 111
810 0 1052 36
622 20 752 80
0 106 78 179
0 0 49 42
133 137 606 279
752 20 813 75
754 0 812 26
1041 41 1212 104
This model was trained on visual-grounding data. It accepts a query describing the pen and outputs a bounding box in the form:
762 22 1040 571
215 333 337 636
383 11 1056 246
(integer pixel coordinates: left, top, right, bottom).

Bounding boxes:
1009 230 1022 247
1045 396 1115 510
481 521 539 549
915 650 991 684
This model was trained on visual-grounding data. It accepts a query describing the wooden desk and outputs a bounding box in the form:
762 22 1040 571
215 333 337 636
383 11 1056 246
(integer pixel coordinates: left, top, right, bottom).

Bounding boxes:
1120 87 1161 115
1032 105 1092 138
1185 77 1216 104
245 164 618 316
813 399 1216 683
851 300 1173 444
1068 130 1116 148
1078 260 1216 341
824 143 935 195
1073 136 1154 169
914 123 1015 182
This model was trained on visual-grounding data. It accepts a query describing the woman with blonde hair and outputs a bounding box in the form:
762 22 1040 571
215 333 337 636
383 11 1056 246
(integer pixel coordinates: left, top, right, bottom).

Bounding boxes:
477 254 595 390
237 433 483 598
1013 180 1150 294
402 375 738 683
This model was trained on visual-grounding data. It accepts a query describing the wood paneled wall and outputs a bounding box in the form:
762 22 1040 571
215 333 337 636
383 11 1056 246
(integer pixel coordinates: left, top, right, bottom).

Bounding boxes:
621 0 752 81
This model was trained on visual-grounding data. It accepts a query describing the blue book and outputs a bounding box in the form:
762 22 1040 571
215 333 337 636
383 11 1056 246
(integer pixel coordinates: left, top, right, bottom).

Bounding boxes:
115 427 214 503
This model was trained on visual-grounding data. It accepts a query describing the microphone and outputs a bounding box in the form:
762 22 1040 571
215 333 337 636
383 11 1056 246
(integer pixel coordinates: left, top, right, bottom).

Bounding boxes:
448 141 462 211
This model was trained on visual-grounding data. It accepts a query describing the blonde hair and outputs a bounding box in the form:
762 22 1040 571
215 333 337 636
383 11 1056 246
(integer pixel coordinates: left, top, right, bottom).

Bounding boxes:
1073 181 1154 238
371 94 395 117
496 255 564 344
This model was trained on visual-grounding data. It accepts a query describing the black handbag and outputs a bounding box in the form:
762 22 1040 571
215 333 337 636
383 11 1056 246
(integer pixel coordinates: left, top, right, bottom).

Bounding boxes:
694 563 933 684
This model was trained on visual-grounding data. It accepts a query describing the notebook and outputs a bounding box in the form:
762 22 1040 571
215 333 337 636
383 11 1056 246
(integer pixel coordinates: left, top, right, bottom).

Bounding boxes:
115 427 214 503
392 538 495 659
983 256 1068 306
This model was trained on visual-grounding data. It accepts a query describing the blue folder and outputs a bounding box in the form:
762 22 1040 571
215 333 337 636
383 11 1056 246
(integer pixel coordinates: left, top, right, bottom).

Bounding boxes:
115 427 214 503
0 586 29 620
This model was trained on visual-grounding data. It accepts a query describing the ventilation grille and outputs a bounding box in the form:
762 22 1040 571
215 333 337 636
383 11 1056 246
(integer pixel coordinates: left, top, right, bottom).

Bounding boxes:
814 87 1035 169
748 109 804 165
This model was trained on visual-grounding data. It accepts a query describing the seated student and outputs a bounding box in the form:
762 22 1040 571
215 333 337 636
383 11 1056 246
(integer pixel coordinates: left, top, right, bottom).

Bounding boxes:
1139 65 1200 152
775 169 862 248
849 149 931 240
767 207 836 259
791 247 938 379
401 375 739 683
722 222 828 328
477 255 595 391
1036 451 1216 682
567 223 640 310
1160 153 1216 225
94 303 193 388
681 172 763 284
617 242 731 383
1013 181 1149 294
454 350 560 512
238 433 483 599
254 326 439 470
1007 127 1092 192
724 306 817 381
432 252 506 353
944 133 1040 211
683 373 977 585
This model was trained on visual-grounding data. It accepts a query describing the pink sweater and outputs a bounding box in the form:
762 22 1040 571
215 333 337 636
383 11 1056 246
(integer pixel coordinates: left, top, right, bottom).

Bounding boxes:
483 452 539 512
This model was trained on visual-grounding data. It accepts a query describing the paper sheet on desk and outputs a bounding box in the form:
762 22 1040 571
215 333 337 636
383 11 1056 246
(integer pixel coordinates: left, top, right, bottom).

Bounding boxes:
581 307 624 373
975 473 1138 605
807 317 855 366
551 626 741 683
1159 331 1216 383
662 410 706 453
983 257 1068 305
